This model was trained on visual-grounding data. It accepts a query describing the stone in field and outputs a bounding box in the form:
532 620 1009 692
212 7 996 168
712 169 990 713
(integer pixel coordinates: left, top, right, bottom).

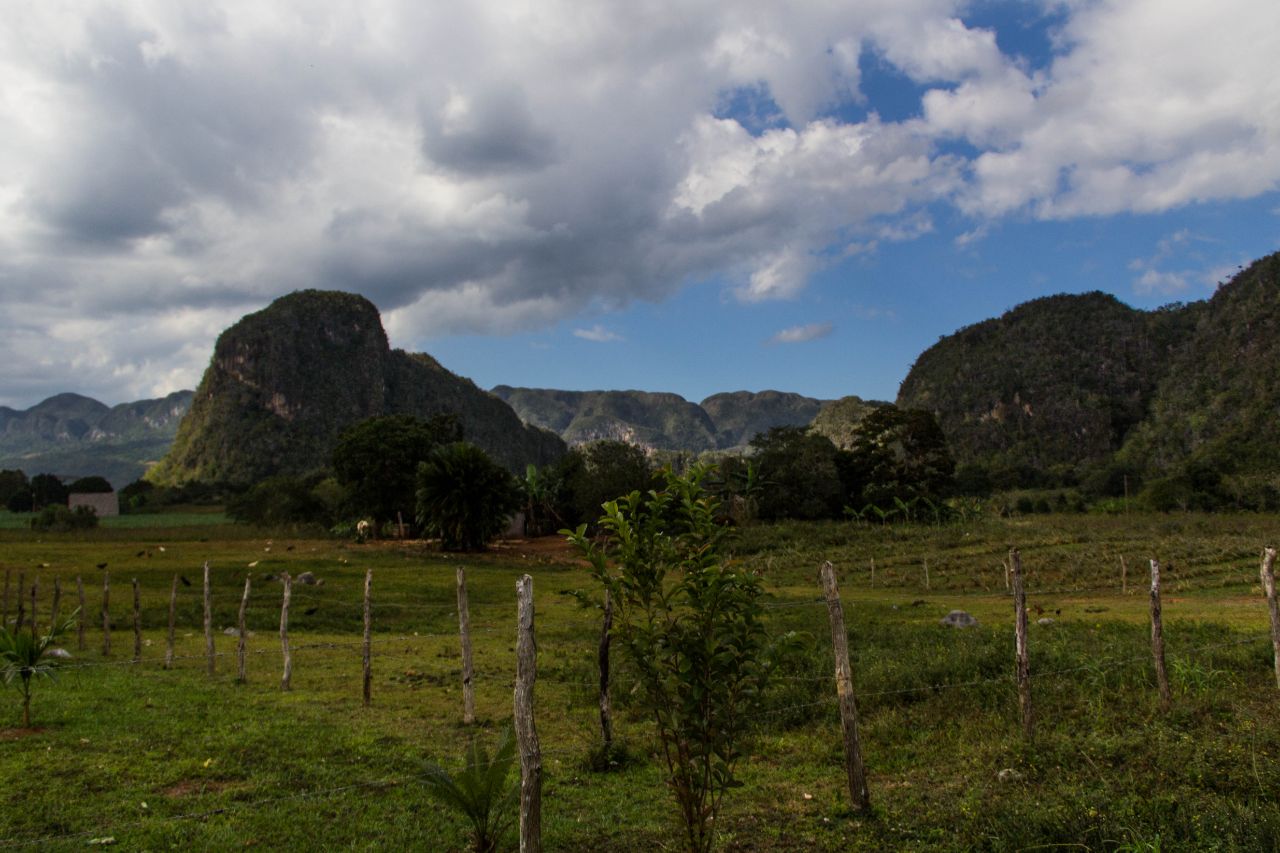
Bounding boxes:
940 610 978 628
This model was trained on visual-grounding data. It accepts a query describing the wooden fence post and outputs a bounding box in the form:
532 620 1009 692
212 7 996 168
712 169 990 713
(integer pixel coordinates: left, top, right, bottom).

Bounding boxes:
1003 559 1010 592
598 589 613 750
819 561 871 810
515 574 542 853
456 567 474 724
870 557 875 587
1150 559 1171 711
362 569 372 707
237 577 251 683
165 575 177 670
132 579 142 662
77 575 85 651
14 571 24 632
1011 549 1033 739
280 573 292 691
1121 555 1128 595
923 558 930 591
101 571 110 656
1261 548 1280 689
203 561 215 676
51 577 62 632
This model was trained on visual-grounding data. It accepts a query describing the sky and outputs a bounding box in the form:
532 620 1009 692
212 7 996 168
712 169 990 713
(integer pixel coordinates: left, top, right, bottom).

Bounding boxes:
3 0 1280 410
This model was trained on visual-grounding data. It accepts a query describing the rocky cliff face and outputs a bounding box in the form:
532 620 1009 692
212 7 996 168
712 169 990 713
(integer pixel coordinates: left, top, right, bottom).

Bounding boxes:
148 290 565 485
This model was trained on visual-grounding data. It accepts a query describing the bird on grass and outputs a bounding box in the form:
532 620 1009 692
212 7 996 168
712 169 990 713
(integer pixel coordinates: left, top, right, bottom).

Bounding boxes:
304 606 319 616
180 575 192 587
96 562 107 570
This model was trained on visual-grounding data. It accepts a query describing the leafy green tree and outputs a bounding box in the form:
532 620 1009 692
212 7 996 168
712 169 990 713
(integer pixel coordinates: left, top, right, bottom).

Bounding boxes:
28 474 68 511
0 469 28 506
421 726 519 853
6 489 33 513
567 466 776 853
332 414 462 532
843 405 955 510
749 426 844 520
67 475 113 493
226 474 334 527
1 612 75 727
417 443 521 551
562 440 655 526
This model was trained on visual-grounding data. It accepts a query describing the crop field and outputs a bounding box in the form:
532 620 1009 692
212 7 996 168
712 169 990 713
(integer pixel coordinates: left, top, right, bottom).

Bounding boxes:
2 512 1280 850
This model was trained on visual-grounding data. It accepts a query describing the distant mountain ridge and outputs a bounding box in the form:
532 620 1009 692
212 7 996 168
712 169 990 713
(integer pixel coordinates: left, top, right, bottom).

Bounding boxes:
491 386 829 452
0 390 193 488
12 251 1280 496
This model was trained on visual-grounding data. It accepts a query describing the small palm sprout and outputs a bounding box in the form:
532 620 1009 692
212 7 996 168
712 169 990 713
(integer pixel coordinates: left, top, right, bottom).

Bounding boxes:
1 611 76 727
421 726 519 853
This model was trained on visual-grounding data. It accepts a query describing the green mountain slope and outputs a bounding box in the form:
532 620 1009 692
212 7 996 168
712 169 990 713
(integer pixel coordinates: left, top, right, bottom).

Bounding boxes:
1118 253 1280 479
148 291 565 485
896 290 1200 479
809 395 889 450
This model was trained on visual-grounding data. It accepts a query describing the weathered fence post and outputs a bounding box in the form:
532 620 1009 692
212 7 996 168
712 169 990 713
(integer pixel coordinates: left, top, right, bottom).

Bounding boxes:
51 577 62 632
237 576 251 683
1003 559 1010 592
162 575 177 669
132 579 142 662
870 557 875 586
1261 548 1280 689
1121 555 1128 595
923 558 931 591
203 561 215 676
1150 559 1171 711
819 561 871 810
280 572 292 691
101 571 110 656
456 567 475 724
1011 548 1033 739
76 575 85 651
598 589 614 750
514 574 542 853
15 571 25 632
362 569 372 707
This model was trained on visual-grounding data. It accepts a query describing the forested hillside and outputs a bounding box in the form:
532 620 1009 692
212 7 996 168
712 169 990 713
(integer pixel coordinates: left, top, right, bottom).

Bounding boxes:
148 291 564 485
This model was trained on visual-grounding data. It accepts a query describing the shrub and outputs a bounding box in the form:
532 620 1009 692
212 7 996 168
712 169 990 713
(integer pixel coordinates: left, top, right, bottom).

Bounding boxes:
559 440 655 527
226 474 334 528
30 505 98 532
28 474 68 510
567 465 777 853
416 442 521 551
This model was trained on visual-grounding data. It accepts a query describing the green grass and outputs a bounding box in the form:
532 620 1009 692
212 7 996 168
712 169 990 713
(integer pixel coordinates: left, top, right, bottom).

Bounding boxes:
2 513 1280 850
0 508 230 531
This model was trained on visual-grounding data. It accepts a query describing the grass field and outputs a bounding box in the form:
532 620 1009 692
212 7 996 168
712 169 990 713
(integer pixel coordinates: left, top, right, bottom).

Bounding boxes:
2 513 1279 850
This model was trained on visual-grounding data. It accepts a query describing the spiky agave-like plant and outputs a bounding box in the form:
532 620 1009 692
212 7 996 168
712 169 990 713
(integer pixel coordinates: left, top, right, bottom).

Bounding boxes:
1 612 76 727
421 726 519 853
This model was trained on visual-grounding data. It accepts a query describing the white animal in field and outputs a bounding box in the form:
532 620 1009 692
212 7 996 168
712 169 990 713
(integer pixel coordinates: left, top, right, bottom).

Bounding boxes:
356 519 371 540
